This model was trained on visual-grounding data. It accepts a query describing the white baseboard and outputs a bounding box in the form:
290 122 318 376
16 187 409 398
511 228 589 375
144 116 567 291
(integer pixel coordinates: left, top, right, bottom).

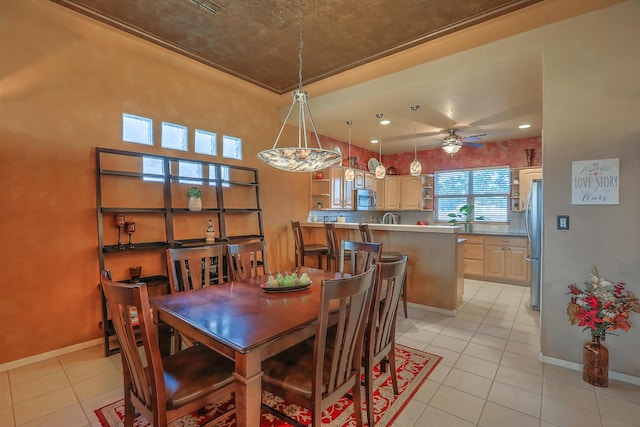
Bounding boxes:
541 353 640 386
0 338 105 373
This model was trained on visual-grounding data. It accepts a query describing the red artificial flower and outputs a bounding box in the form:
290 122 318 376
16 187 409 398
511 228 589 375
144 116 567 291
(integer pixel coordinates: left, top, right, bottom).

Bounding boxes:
577 309 604 330
568 284 582 295
584 294 600 309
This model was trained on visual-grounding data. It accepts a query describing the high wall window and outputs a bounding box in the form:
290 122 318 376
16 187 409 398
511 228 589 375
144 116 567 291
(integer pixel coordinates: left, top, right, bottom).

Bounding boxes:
123 114 153 145
179 160 203 185
161 122 188 151
142 156 164 182
195 129 217 156
222 135 242 160
435 166 511 223
209 165 230 188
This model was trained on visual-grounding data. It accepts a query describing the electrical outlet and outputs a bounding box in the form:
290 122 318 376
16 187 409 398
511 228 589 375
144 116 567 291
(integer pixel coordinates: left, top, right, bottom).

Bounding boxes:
557 215 569 230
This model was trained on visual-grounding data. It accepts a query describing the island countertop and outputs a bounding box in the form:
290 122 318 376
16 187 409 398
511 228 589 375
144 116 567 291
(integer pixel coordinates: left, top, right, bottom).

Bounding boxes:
302 222 459 234
300 222 464 312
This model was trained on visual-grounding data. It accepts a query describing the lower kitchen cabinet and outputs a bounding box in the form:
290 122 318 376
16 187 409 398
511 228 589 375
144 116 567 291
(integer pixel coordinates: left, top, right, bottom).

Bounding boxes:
484 236 529 284
461 234 530 285
462 235 485 276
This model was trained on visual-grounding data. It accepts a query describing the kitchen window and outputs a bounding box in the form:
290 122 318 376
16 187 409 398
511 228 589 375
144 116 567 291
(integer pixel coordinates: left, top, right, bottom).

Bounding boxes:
435 166 511 223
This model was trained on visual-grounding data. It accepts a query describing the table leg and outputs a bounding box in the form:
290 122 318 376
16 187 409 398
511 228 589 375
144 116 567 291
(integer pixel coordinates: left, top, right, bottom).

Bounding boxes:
232 351 263 427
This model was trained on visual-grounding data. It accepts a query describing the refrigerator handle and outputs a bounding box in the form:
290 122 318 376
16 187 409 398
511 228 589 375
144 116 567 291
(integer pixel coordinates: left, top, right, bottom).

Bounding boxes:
525 190 533 242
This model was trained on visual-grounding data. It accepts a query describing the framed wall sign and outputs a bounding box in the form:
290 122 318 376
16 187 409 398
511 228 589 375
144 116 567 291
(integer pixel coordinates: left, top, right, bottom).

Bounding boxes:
571 158 619 205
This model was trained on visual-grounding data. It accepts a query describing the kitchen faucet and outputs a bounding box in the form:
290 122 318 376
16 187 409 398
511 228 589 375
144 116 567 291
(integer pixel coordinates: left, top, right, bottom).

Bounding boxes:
382 212 397 224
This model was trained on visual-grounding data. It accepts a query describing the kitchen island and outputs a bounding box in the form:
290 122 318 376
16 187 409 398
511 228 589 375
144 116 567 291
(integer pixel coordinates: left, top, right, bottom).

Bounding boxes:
301 222 464 312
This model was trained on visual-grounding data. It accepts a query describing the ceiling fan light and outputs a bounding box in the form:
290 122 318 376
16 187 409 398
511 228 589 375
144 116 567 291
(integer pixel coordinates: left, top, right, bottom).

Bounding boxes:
442 143 462 155
375 164 386 179
410 158 422 176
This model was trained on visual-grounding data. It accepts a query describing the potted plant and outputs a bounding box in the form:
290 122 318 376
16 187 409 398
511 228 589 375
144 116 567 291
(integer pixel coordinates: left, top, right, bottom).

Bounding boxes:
448 205 485 232
188 187 203 211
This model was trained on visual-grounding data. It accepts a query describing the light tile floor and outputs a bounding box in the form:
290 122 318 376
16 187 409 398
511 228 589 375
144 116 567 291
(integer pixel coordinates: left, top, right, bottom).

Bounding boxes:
1 279 639 426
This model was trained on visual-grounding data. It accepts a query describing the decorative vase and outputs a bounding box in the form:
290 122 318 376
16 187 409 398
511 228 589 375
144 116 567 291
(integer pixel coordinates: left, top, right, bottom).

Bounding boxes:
463 223 471 233
188 196 202 211
583 334 608 387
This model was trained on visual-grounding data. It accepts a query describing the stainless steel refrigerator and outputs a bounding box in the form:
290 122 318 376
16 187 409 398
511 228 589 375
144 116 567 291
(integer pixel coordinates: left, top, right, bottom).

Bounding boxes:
525 179 542 311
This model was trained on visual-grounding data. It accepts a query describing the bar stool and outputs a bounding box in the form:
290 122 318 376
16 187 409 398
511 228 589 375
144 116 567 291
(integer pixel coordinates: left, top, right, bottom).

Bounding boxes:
291 220 329 269
324 222 351 272
359 223 408 318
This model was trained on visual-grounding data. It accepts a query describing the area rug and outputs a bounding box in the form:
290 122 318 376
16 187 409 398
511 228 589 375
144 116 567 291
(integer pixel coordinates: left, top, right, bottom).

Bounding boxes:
95 344 441 427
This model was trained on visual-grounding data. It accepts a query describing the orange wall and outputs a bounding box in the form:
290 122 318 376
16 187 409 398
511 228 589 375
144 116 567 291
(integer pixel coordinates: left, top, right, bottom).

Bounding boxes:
0 1 541 365
0 1 309 364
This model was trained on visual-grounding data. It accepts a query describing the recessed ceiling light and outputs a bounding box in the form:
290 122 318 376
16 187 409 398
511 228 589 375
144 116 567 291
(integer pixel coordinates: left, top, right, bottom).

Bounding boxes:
370 139 379 144
519 124 531 129
379 119 391 125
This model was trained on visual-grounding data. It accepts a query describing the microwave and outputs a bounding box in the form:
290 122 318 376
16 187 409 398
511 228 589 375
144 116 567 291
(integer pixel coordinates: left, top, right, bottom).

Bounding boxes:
354 189 377 211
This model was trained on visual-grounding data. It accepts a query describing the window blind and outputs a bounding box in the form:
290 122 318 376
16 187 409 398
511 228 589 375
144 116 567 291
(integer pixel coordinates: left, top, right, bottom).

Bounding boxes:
435 166 511 223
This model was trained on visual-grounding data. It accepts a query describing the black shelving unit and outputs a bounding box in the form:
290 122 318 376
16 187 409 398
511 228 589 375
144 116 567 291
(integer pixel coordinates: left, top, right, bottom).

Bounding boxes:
96 147 264 355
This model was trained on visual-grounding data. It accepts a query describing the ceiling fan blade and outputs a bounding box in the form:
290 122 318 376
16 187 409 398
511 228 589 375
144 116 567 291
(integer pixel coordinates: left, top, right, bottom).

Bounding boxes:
462 141 484 148
462 132 489 141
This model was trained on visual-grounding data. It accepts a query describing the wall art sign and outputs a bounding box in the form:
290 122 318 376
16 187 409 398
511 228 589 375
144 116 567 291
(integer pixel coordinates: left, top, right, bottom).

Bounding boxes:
571 158 619 205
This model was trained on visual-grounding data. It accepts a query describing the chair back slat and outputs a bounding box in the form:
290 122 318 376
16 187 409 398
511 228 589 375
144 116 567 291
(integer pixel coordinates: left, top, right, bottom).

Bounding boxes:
291 221 305 251
317 267 375 397
226 241 268 280
368 256 408 357
340 240 381 275
166 245 224 293
358 223 372 243
100 270 164 411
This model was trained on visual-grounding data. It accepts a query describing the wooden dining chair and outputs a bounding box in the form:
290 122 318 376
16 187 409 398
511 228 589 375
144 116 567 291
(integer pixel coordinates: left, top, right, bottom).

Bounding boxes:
166 245 224 293
324 222 351 272
363 256 408 426
166 245 224 350
100 270 236 427
291 220 329 269
359 223 409 318
340 240 382 275
226 240 268 280
261 267 376 427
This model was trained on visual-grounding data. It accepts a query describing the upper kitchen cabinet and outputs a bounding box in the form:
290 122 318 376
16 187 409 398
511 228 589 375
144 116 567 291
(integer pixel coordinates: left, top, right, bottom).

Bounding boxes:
400 176 421 210
311 166 353 209
364 172 375 190
421 174 434 211
511 167 542 211
375 178 385 209
384 176 402 210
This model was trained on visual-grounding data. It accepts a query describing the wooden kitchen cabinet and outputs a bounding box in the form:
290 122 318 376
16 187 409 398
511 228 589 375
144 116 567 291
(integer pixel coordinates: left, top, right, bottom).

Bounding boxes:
354 170 365 189
400 176 421 210
484 236 529 284
364 172 375 190
330 166 343 208
421 174 434 211
343 173 354 210
461 234 485 276
511 167 542 212
384 176 402 210
375 178 385 209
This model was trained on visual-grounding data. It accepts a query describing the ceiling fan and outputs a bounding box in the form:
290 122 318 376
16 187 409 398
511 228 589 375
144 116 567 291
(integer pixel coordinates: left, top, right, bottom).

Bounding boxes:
437 129 488 154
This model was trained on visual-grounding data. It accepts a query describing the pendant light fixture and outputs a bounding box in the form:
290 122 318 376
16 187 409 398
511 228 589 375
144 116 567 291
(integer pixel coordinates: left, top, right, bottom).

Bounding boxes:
344 120 354 182
374 113 386 179
409 105 422 176
257 0 341 172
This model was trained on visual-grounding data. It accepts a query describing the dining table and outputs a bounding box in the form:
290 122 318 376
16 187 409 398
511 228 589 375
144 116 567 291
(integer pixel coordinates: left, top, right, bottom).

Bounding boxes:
149 267 347 427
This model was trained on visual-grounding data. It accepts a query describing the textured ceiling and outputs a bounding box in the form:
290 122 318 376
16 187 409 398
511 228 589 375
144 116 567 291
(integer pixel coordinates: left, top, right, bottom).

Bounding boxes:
50 0 541 94
49 0 617 153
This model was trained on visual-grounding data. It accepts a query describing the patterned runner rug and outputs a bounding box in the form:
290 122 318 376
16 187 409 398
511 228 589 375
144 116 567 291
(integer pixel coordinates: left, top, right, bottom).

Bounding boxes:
94 344 441 427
